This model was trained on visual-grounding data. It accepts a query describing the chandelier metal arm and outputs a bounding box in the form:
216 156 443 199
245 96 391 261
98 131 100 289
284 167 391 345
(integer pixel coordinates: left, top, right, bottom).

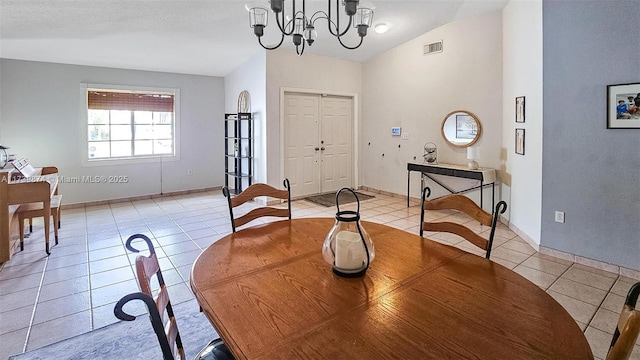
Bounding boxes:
295 41 306 56
258 32 286 50
275 9 294 36
325 0 352 37
337 34 364 50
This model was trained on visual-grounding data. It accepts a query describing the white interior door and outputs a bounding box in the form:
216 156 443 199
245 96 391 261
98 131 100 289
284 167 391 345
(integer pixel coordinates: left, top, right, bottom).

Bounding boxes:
284 92 353 198
320 95 353 193
284 93 320 197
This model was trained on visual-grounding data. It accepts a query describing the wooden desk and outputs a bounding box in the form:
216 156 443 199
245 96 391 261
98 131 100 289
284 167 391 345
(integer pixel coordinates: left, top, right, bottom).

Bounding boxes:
191 218 593 360
407 162 496 209
0 169 58 262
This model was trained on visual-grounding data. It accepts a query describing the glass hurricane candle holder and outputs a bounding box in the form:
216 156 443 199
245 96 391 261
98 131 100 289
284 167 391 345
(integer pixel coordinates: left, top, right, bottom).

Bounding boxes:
322 188 375 277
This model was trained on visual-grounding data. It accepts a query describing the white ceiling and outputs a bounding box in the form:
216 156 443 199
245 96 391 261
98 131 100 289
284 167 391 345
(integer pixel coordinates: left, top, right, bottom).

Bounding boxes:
0 0 508 77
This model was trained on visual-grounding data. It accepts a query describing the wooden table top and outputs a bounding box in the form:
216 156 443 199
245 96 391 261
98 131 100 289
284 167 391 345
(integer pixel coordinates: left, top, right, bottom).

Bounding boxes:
190 218 593 360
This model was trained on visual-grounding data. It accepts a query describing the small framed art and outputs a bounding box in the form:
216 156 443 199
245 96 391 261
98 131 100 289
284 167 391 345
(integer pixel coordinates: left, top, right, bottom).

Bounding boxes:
516 96 525 123
515 128 525 155
607 83 640 129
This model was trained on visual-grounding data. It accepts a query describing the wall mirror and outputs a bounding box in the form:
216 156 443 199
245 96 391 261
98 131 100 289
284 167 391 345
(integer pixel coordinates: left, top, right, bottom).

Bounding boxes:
441 110 482 148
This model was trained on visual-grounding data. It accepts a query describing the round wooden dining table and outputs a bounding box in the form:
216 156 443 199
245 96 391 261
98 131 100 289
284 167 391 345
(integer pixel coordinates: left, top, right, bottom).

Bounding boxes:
190 218 593 360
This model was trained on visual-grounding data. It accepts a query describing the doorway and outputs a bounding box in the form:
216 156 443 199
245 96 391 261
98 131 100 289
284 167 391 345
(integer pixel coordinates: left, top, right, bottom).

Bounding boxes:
283 92 354 198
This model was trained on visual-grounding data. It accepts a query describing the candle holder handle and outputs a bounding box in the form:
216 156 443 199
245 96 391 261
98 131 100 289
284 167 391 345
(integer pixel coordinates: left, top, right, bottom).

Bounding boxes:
335 188 361 217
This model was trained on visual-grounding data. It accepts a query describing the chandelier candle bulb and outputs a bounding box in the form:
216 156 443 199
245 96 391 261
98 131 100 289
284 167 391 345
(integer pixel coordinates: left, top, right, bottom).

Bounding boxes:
335 231 365 270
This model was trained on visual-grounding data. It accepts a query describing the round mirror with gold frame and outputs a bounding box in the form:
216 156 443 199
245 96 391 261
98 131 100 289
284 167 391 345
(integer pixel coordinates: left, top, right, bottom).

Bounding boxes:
441 110 482 148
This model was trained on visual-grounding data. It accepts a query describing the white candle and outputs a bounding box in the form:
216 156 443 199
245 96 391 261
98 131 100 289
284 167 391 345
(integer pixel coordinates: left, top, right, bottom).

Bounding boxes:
335 231 365 270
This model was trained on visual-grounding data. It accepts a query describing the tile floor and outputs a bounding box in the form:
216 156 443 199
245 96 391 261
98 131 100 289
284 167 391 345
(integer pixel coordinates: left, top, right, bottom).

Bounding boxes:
0 190 638 360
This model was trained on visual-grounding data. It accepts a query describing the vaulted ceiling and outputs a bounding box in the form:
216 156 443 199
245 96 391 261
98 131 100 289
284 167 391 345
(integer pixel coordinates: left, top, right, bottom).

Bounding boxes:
0 0 508 76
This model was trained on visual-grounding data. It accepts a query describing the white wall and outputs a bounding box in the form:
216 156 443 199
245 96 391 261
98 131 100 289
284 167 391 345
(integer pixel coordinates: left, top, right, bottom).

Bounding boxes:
0 59 224 204
361 11 503 210
502 0 543 245
265 49 362 186
224 51 267 183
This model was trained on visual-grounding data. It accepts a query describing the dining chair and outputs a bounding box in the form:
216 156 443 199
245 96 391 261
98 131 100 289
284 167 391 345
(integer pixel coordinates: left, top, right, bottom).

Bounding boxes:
16 166 62 255
222 178 291 232
606 282 640 360
419 187 507 259
114 234 234 360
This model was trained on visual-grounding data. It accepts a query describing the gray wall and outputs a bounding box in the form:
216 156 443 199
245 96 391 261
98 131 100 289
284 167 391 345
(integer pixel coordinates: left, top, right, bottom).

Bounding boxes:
0 59 225 204
542 1 640 270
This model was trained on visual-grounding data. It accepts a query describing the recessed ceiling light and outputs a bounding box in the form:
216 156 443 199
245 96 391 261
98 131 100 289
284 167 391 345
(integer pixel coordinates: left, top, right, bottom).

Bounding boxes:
375 23 388 34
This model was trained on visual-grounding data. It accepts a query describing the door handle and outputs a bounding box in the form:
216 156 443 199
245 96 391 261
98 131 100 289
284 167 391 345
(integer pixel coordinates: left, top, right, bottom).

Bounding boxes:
315 147 320 151
321 147 325 151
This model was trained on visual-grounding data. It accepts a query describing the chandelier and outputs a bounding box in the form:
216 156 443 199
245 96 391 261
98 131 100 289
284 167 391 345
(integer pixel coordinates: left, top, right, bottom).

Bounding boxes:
248 0 374 55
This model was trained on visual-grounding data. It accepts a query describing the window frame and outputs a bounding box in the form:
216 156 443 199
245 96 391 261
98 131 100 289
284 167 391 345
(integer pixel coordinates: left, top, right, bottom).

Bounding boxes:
80 83 181 166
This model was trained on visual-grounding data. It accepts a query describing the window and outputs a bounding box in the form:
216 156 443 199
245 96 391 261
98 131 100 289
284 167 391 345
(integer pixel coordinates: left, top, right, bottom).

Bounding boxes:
86 88 177 161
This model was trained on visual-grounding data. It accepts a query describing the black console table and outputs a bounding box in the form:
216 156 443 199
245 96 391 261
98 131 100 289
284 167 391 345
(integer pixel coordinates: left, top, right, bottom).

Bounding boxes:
407 162 496 210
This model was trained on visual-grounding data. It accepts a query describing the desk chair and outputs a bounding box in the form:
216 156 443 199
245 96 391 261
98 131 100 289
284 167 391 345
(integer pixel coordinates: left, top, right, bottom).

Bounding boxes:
419 187 507 260
16 166 61 255
222 179 291 232
114 234 234 360
606 282 640 360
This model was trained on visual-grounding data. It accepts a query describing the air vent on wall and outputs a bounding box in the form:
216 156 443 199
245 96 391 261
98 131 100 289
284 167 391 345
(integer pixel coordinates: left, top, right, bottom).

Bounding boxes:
424 41 443 55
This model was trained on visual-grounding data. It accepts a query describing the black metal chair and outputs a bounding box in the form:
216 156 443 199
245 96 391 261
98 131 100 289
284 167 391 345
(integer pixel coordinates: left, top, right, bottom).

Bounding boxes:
419 187 507 260
114 234 234 360
606 282 640 360
222 178 291 232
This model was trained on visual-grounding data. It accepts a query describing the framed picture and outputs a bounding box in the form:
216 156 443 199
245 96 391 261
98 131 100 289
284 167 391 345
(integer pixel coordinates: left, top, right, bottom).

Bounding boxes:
515 128 525 155
607 83 640 128
516 96 525 123
455 114 478 139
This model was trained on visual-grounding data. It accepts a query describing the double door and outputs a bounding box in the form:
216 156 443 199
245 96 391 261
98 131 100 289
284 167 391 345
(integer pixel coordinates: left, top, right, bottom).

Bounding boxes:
284 93 353 198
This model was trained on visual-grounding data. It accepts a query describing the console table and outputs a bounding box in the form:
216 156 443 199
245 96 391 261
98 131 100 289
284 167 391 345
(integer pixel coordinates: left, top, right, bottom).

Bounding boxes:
407 162 496 210
0 168 58 262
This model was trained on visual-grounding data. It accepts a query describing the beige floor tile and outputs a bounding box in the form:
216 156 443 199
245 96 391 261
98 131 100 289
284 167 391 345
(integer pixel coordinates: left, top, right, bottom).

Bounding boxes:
0 304 34 335
32 291 91 325
572 263 618 279
562 265 617 292
585 326 612 359
26 310 91 351
589 307 618 335
0 328 28 359
610 277 637 297
39 276 89 302
90 266 135 289
490 256 519 270
600 292 626 313
548 278 608 306
498 239 536 255
0 286 39 313
520 254 571 276
548 291 598 324
513 265 559 289
491 247 531 265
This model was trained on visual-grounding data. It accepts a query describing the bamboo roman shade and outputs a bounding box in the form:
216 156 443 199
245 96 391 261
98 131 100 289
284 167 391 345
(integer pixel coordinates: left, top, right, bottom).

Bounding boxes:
88 91 174 112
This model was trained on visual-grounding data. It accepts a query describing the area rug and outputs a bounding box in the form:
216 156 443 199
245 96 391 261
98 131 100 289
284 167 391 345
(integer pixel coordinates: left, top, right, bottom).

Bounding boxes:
304 191 375 207
10 299 218 360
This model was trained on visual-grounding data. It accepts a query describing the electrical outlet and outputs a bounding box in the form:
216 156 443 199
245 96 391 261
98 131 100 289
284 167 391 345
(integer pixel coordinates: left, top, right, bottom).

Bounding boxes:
187 169 193 176
554 211 565 223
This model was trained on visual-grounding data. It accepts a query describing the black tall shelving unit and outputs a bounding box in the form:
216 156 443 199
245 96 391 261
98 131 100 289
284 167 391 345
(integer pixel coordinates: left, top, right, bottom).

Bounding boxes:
224 113 252 194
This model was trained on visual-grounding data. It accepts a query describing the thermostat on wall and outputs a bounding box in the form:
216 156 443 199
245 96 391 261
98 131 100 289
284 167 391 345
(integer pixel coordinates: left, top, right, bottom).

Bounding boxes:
391 127 401 136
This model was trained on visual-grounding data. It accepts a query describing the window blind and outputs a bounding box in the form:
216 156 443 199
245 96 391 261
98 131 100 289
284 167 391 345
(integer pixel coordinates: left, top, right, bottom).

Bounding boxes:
88 91 174 112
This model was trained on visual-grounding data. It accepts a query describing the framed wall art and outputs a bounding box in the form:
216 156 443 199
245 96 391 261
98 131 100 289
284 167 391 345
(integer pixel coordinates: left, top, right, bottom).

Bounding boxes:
516 96 525 123
607 83 640 129
515 128 525 155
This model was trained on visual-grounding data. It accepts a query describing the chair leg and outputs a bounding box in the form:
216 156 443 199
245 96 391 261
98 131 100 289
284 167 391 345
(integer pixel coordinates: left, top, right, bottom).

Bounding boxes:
53 212 59 245
44 215 50 255
19 217 25 251
29 218 33 233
